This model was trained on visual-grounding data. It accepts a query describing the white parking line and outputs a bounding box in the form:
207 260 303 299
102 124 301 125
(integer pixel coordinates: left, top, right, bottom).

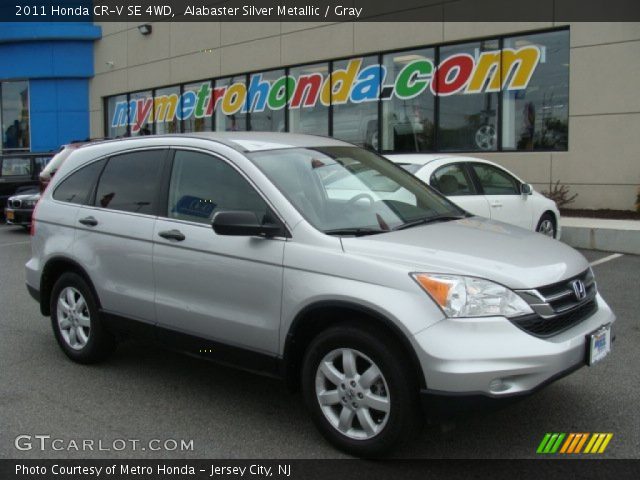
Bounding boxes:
590 253 624 267
0 241 30 247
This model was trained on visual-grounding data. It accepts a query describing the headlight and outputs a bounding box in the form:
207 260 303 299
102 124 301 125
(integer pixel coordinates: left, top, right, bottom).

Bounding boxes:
412 273 533 318
23 199 37 207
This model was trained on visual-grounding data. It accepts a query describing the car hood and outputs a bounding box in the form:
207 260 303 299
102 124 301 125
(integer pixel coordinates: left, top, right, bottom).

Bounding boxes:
340 216 588 289
8 193 40 202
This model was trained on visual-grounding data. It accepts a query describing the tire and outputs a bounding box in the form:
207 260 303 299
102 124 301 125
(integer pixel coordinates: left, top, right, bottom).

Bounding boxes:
301 324 422 457
50 272 116 364
536 213 557 238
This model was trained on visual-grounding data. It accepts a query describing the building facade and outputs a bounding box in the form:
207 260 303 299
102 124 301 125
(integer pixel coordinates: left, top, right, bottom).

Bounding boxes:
0 22 100 154
91 22 640 210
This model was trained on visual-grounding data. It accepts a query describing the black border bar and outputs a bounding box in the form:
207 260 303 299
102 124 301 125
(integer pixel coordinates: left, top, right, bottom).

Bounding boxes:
3 459 640 480
2 0 640 22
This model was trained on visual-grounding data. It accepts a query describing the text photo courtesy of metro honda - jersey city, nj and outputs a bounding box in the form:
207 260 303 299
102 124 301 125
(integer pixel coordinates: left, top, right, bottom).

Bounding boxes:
1 1 639 479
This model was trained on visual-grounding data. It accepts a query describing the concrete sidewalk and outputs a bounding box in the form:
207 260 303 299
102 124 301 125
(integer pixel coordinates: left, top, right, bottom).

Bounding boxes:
561 217 640 255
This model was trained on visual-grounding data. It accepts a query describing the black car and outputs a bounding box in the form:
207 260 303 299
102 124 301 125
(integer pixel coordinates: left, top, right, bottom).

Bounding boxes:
0 153 52 220
4 190 39 227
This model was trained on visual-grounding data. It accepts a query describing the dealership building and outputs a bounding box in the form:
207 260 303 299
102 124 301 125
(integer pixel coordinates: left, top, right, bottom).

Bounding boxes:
0 22 100 152
7 20 639 210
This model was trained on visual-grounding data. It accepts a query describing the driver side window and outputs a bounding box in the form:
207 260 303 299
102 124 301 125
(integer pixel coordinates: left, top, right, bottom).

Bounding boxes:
168 150 270 224
471 163 519 195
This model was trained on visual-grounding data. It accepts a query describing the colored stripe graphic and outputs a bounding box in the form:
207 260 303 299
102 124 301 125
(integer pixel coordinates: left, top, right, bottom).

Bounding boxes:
539 433 613 454
584 433 599 453
567 433 583 453
537 433 565 453
550 433 565 453
598 433 613 453
559 433 575 453
574 433 589 453
537 433 551 453
585 433 614 453
544 433 559 453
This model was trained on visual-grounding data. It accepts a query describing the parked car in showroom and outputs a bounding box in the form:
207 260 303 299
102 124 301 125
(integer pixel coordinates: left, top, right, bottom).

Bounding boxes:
4 189 39 227
26 133 613 456
385 154 561 239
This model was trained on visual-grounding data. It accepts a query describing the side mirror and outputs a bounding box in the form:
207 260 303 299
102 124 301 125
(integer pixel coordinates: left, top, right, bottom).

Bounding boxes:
520 183 533 195
212 210 282 237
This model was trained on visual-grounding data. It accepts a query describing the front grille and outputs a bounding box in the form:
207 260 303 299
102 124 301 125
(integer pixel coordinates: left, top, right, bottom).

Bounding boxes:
513 299 597 337
513 269 598 337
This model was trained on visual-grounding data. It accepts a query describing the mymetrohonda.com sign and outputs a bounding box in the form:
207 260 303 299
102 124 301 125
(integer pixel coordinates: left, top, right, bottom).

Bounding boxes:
111 46 541 134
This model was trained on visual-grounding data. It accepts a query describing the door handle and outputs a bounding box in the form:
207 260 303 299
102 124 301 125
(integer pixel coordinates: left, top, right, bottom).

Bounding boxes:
490 202 503 208
158 229 186 241
78 216 98 227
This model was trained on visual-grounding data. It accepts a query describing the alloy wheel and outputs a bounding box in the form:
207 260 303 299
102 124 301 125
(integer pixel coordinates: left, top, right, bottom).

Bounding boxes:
56 287 91 350
538 219 555 237
475 125 497 150
315 348 390 440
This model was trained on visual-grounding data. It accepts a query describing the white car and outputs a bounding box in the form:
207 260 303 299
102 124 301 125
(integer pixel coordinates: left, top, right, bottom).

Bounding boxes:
386 154 561 239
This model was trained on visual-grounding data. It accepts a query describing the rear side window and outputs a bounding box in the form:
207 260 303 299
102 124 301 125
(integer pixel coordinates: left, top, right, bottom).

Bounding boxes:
53 159 106 205
95 150 166 214
431 164 475 196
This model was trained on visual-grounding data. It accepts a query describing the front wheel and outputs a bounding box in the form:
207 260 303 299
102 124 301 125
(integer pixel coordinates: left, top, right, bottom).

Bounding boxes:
301 325 422 456
536 213 557 238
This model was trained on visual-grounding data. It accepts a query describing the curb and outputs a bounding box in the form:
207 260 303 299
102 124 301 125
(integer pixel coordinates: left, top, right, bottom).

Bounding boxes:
561 222 640 255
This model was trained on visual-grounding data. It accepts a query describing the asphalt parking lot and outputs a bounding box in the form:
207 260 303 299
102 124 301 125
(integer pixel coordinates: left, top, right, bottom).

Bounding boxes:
0 223 638 459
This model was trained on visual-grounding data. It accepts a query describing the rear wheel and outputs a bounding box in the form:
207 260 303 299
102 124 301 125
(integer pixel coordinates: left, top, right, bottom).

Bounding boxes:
50 272 116 363
301 325 422 456
536 213 557 238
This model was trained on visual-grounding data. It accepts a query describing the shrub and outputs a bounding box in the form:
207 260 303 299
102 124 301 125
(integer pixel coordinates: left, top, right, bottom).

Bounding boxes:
542 181 578 208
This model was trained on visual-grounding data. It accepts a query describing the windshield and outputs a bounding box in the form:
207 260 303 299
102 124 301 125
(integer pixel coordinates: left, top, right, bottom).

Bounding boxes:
248 146 465 234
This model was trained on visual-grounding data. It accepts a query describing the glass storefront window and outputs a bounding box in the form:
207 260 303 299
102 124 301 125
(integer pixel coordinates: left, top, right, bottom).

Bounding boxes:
183 81 213 133
381 48 436 152
248 69 286 132
502 30 569 151
215 76 247 132
154 86 181 135
129 90 153 136
103 28 569 152
288 63 329 136
107 94 128 138
437 39 500 151
332 56 380 150
1 81 30 150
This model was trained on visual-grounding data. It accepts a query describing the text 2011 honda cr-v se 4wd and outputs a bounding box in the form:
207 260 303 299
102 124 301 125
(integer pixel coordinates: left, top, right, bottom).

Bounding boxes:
25 133 615 456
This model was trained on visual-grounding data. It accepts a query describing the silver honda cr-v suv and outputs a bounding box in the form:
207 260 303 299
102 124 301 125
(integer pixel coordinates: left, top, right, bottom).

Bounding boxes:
25 133 615 456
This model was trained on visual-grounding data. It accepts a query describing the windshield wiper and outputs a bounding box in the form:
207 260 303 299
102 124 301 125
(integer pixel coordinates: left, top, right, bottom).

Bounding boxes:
393 214 467 231
324 227 388 237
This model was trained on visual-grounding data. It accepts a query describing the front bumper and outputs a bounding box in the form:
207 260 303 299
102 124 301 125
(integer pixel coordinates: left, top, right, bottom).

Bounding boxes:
413 293 615 402
4 207 33 226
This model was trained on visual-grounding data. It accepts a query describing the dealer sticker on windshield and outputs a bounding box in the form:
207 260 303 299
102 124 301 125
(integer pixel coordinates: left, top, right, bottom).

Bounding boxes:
588 325 611 366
